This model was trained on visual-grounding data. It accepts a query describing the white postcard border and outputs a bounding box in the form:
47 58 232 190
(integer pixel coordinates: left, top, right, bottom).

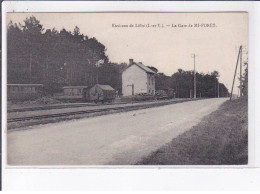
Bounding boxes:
2 1 260 190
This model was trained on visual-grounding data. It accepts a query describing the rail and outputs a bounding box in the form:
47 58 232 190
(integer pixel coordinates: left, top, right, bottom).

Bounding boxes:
8 98 199 123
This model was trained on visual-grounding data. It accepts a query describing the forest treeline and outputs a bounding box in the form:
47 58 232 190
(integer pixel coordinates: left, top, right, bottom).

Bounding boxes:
7 16 234 97
154 69 229 98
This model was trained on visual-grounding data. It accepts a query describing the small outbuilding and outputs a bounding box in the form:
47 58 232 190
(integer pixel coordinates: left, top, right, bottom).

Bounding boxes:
89 84 116 103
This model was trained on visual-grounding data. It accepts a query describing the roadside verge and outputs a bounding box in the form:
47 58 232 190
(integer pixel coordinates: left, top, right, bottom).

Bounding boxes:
137 98 248 165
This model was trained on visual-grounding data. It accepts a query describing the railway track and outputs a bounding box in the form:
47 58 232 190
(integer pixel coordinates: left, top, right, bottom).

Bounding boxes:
7 99 196 123
8 102 131 113
8 103 97 113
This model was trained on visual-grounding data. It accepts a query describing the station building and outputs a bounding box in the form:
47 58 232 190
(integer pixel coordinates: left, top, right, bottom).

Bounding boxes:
122 59 156 96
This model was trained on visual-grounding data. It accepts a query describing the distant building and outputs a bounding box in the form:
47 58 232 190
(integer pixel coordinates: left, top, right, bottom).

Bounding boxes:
7 84 43 101
122 59 156 96
89 84 116 103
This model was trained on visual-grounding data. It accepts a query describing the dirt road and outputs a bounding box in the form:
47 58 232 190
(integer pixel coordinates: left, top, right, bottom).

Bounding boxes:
7 98 227 165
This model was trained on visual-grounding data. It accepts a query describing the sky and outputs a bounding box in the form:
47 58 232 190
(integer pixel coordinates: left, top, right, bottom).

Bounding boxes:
7 12 248 93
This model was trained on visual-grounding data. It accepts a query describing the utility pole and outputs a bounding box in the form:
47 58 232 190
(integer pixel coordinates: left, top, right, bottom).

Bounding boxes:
230 46 242 101
240 46 243 97
218 82 220 98
192 54 197 99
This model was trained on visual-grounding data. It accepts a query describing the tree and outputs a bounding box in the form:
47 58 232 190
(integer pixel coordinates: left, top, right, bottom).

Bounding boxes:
241 61 248 97
22 16 45 82
170 69 227 98
211 71 220 97
7 16 109 93
73 26 80 36
7 21 26 83
97 62 127 94
7 15 230 98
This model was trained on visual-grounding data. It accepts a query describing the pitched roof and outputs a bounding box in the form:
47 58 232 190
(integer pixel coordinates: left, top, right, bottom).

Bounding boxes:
123 62 156 74
8 84 43 87
63 86 89 89
136 62 156 74
96 84 115 91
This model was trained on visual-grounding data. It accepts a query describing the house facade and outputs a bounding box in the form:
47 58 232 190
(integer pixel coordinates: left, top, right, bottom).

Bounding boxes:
122 59 156 96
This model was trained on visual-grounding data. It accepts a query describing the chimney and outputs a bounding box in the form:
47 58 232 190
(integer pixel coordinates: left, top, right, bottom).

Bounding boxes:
129 59 134 65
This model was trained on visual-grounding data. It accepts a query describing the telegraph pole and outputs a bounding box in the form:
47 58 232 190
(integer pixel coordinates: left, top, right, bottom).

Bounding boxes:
192 54 197 99
240 46 243 97
230 46 242 101
218 82 220 98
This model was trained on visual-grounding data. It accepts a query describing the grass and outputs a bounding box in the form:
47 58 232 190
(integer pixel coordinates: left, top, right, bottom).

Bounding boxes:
137 98 248 165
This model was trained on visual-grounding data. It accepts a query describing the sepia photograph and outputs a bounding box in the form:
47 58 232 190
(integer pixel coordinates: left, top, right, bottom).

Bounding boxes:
5 12 248 166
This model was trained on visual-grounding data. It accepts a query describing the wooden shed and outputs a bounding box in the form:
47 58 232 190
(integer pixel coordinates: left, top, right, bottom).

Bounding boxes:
89 84 116 103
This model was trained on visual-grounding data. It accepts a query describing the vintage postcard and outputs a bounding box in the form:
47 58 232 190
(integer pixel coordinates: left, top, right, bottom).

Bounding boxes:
5 12 249 166
2 0 260 191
